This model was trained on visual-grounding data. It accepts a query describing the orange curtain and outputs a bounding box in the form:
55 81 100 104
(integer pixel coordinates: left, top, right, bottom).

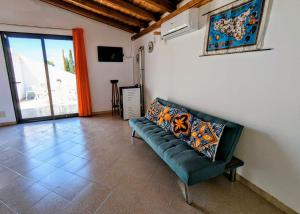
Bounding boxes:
72 28 92 117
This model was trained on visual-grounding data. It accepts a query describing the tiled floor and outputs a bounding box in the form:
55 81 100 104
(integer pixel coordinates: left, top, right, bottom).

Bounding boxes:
0 116 284 214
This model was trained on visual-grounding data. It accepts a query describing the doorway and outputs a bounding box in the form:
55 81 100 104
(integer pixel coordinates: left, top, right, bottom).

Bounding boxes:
1 32 78 123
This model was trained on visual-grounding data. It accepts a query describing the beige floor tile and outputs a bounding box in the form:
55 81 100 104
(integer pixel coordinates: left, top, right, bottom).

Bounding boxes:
54 174 90 200
0 116 287 214
61 156 90 173
2 155 44 175
39 168 90 200
0 148 24 163
0 175 35 192
1 137 40 153
95 193 138 214
0 166 21 190
65 144 87 156
0 181 49 214
74 155 119 183
185 176 284 214
0 145 7 152
64 183 111 214
46 152 77 168
31 148 62 162
0 201 16 214
30 192 69 214
39 168 77 190
70 135 91 145
22 163 58 181
50 141 78 153
24 144 52 158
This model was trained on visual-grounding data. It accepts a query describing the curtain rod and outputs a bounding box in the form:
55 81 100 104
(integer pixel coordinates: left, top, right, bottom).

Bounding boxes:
0 22 72 31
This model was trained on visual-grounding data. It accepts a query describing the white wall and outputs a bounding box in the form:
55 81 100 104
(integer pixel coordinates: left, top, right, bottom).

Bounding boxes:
0 0 134 123
133 0 300 212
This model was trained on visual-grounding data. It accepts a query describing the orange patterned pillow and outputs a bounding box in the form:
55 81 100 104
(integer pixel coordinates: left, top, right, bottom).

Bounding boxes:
171 110 193 139
187 118 225 162
157 106 178 132
145 100 164 123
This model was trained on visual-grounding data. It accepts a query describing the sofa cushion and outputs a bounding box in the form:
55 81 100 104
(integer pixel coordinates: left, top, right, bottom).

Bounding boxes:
157 106 178 132
163 145 227 185
145 99 164 123
129 117 158 139
187 118 225 162
171 110 193 139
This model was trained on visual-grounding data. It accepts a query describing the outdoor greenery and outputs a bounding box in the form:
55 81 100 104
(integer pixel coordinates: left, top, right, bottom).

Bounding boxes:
47 60 55 67
62 49 75 74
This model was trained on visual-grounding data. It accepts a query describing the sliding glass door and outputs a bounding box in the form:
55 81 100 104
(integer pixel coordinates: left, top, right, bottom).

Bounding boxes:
2 32 78 122
6 37 52 119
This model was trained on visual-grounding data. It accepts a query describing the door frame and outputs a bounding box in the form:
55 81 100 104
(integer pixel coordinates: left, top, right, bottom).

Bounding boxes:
1 31 78 123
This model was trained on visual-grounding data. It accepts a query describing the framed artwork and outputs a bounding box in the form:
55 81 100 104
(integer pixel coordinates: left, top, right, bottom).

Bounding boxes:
203 0 271 56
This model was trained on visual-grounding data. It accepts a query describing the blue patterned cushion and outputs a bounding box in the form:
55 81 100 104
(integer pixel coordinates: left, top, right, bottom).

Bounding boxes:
157 106 178 132
187 118 225 162
145 100 164 123
171 110 193 139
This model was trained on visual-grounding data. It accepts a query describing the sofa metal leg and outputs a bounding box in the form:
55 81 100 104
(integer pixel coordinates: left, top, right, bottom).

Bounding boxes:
184 184 193 205
131 130 136 144
229 168 237 182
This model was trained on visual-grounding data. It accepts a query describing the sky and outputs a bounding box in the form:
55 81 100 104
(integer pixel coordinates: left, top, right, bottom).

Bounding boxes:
8 37 74 71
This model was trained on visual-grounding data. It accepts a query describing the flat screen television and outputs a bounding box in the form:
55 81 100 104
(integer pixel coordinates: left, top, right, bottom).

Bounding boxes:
98 46 123 62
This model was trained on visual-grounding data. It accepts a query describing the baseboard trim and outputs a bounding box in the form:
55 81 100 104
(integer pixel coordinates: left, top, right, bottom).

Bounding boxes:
237 174 297 214
0 121 17 127
92 110 112 116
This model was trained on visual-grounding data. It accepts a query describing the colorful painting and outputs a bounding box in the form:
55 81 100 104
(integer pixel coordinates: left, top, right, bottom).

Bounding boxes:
204 0 270 55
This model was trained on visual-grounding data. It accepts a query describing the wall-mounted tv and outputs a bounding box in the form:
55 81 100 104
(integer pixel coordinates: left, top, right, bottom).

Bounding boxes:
98 46 123 62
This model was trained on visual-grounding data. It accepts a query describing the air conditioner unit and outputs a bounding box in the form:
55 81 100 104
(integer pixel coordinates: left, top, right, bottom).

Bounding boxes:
161 8 199 40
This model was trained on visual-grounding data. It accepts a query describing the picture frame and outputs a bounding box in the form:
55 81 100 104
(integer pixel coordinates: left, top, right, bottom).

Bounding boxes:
203 0 271 56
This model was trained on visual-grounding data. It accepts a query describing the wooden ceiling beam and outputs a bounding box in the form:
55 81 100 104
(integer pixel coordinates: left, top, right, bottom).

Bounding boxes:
131 0 212 40
94 0 158 22
142 0 176 13
40 0 140 33
61 0 148 28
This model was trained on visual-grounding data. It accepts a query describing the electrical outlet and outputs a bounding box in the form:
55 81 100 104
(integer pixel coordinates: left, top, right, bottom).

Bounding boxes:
0 111 6 118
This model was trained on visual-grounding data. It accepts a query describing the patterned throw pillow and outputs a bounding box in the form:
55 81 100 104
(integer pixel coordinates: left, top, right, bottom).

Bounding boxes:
145 100 164 123
157 106 178 132
187 118 225 162
171 110 193 139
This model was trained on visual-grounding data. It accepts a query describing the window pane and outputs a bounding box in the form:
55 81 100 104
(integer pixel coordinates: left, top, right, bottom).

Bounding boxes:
44 39 78 116
8 37 52 119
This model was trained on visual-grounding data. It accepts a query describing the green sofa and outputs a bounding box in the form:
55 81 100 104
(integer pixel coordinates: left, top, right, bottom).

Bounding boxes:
129 98 244 204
